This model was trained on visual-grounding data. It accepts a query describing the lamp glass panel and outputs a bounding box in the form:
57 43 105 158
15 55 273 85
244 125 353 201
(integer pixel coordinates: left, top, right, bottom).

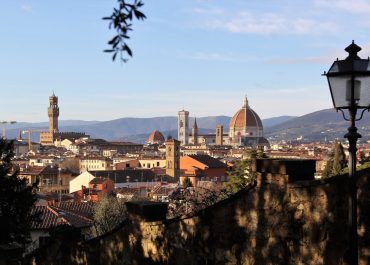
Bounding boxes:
345 80 361 102
356 76 370 108
328 75 370 108
328 75 351 108
354 60 370 71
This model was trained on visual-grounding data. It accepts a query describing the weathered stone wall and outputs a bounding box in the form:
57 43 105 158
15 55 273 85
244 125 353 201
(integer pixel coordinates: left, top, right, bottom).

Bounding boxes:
29 159 370 265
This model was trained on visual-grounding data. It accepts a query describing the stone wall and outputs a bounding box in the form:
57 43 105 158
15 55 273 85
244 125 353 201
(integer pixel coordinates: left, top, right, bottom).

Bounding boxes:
29 159 370 265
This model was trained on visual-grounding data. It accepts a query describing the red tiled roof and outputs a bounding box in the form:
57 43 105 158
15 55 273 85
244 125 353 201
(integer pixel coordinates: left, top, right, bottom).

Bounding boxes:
19 165 59 176
31 206 68 230
147 130 165 143
50 205 93 228
89 177 109 184
229 106 263 130
188 155 227 169
31 202 95 230
53 201 94 220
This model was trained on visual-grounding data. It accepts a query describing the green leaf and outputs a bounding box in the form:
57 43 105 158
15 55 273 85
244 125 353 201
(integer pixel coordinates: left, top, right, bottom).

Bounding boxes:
134 10 146 19
124 45 132 57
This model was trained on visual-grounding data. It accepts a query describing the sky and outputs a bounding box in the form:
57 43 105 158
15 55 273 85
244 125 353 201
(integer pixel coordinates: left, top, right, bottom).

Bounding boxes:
1 0 370 123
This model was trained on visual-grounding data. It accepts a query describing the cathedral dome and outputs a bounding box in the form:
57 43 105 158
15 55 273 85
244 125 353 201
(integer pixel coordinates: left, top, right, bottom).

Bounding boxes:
229 98 263 130
228 97 265 146
147 130 165 144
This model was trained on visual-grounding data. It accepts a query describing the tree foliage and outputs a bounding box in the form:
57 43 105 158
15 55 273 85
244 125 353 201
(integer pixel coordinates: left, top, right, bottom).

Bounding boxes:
91 194 127 237
182 177 193 188
59 157 80 174
167 186 229 218
332 141 346 175
103 0 146 62
0 139 39 245
168 149 267 218
224 149 263 193
322 141 347 178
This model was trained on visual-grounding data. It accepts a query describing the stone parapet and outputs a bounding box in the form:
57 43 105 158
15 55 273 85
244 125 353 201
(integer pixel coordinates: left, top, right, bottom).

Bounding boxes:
27 159 370 265
254 158 316 182
126 201 168 222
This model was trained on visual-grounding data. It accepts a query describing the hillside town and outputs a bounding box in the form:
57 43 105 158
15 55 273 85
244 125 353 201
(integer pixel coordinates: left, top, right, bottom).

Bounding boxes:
3 92 370 257
3 1 370 262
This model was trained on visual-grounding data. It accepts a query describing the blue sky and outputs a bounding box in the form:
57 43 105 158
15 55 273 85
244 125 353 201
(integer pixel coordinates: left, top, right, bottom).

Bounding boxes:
1 0 370 122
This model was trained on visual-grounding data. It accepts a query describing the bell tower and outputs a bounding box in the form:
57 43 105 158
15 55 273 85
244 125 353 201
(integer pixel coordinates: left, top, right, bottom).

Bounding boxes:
216 124 223 145
165 139 180 178
48 93 59 133
178 110 189 145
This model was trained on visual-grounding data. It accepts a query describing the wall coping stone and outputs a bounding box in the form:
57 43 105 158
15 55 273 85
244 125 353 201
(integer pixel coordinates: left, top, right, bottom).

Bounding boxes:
255 158 316 182
125 201 168 222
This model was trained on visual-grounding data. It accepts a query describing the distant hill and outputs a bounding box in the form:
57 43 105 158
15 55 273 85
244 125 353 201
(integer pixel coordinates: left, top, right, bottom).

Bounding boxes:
4 115 297 143
7 120 100 129
265 108 370 142
262 116 296 127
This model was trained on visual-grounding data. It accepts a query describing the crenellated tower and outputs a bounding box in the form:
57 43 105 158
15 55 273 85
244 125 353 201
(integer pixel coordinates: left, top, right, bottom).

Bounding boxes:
48 93 59 133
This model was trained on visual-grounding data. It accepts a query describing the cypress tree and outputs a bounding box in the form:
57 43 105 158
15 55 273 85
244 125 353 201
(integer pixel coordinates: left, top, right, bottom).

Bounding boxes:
322 141 347 178
332 141 346 176
0 139 39 246
225 149 259 193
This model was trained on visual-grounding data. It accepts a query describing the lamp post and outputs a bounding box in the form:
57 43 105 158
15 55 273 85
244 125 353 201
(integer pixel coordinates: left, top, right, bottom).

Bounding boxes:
324 41 370 265
58 167 62 203
1 121 16 138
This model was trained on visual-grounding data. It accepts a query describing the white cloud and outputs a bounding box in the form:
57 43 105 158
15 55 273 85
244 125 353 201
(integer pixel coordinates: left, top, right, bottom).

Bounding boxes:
178 51 248 62
315 0 370 13
265 41 370 65
193 7 224 15
20 4 32 12
197 9 336 36
360 43 370 57
266 55 333 65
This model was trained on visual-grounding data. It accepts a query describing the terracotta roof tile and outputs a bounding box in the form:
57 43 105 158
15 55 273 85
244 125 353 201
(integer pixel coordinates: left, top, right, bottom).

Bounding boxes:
188 155 227 169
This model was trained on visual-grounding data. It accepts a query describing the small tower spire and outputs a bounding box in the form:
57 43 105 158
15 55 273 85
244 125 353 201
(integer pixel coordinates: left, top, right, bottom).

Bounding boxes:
193 117 198 129
244 95 249 108
192 116 198 145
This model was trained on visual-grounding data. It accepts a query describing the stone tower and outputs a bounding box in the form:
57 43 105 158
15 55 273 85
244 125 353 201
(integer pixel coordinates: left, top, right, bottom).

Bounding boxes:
216 124 223 145
178 110 189 145
48 93 59 133
165 139 180 178
192 117 198 145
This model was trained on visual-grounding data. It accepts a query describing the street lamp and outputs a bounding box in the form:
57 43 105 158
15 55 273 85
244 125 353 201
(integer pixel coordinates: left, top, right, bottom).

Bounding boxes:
1 121 16 138
324 40 370 265
58 167 62 203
